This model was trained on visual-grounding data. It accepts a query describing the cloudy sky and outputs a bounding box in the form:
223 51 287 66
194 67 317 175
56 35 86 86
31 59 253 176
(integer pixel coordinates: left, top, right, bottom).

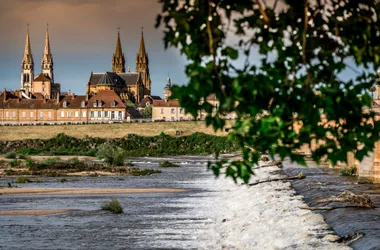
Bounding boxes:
0 0 187 96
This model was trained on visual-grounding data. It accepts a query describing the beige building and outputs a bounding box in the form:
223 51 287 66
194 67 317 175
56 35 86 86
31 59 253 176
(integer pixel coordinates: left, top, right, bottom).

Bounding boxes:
0 90 127 123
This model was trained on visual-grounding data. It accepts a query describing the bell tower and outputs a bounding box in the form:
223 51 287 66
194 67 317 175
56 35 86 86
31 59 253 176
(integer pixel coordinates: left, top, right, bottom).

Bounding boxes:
21 24 34 93
112 29 126 73
135 27 151 95
41 24 54 82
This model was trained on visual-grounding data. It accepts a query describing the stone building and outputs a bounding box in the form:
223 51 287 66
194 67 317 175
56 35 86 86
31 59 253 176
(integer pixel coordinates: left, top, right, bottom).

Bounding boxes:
20 25 60 99
0 89 127 123
87 30 151 103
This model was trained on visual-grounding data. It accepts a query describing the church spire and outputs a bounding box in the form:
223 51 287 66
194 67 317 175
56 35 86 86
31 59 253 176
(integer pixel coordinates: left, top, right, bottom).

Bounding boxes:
41 23 54 82
43 24 51 55
21 24 34 92
112 28 126 73
136 27 151 96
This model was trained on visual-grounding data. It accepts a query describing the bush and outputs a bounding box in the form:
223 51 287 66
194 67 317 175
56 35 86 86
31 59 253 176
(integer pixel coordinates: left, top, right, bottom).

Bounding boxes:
159 160 180 168
5 152 17 159
25 158 33 168
96 144 125 166
15 177 32 183
341 166 358 176
9 160 21 167
101 198 123 214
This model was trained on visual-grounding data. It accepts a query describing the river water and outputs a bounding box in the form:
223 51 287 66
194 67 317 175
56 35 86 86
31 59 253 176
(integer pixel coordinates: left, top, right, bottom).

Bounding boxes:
284 160 380 250
0 156 218 250
1 156 380 250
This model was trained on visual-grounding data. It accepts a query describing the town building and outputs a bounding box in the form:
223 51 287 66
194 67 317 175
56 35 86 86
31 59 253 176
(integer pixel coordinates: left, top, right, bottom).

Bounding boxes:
86 29 151 103
20 25 60 99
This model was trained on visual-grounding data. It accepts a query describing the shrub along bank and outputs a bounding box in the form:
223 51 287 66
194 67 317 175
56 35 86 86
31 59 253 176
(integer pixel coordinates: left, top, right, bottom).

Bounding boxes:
0 132 237 157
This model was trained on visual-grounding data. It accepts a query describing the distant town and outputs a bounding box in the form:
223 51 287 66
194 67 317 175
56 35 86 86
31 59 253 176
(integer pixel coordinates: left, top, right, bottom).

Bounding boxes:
0 26 234 124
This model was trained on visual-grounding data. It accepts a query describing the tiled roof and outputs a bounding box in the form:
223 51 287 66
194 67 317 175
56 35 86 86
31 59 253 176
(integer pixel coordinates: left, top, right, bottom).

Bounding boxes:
126 107 141 118
33 93 44 99
88 72 139 86
34 73 51 82
59 95 87 108
87 90 126 108
0 98 58 109
152 99 180 107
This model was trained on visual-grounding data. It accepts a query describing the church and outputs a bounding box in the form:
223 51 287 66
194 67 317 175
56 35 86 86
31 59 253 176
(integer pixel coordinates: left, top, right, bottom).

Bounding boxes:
20 25 61 100
86 29 152 103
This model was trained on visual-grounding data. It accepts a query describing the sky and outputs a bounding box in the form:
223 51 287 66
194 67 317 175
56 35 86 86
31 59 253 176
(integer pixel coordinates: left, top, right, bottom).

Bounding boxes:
0 0 368 98
0 0 188 96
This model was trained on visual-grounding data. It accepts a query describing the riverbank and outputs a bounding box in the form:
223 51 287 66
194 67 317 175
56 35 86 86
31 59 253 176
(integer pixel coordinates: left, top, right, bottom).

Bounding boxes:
0 187 186 196
284 160 380 250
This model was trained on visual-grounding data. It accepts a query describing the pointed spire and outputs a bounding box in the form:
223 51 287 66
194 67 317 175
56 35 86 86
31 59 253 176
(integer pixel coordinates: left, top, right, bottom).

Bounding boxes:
44 23 51 55
115 27 123 56
112 27 125 73
138 26 147 57
24 24 32 55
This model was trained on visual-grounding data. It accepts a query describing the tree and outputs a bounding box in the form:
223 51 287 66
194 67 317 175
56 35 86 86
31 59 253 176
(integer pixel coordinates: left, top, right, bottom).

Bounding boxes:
141 105 152 118
156 0 380 183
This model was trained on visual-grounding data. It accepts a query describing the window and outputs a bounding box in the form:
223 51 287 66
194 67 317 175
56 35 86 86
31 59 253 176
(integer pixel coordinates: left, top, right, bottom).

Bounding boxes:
61 111 65 118
105 111 108 117
171 109 175 114
94 111 98 118
40 112 43 118
119 111 123 120
75 111 79 118
30 112 34 118
12 112 16 118
48 112 52 119
82 111 86 118
98 101 102 107
90 111 94 118
111 101 116 107
63 101 67 108
180 108 184 114
22 112 26 118
98 111 101 117
67 112 71 118
42 87 45 92
160 109 164 114
93 102 97 107
5 112 9 118
81 101 86 107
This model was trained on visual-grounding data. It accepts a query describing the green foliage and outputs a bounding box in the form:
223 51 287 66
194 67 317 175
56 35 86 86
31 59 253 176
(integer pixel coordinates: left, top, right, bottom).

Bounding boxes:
15 177 32 183
126 100 137 108
25 158 33 168
159 160 180 168
140 105 152 119
341 166 358 176
9 160 21 167
101 198 123 214
157 0 380 183
129 168 161 176
96 144 125 166
5 152 17 159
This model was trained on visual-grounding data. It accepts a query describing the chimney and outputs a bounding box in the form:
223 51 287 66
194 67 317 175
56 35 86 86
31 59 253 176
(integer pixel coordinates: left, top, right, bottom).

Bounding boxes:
56 95 60 104
3 88 6 102
72 93 75 100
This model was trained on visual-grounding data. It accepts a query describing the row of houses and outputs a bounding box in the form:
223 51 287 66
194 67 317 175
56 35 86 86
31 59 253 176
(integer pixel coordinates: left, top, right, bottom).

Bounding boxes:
0 89 127 123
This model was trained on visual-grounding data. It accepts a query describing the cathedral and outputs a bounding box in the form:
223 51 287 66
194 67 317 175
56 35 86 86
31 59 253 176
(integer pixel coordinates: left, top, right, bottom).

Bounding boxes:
21 25 61 99
86 29 152 103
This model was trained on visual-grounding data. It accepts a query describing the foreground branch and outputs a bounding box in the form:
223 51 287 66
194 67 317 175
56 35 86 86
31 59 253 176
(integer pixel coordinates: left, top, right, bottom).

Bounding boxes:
249 172 305 186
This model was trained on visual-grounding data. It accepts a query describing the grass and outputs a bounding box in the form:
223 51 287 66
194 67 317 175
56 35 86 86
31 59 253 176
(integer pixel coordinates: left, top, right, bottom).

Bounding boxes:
0 121 231 141
341 166 358 176
159 160 180 168
5 152 17 159
15 177 33 183
129 168 162 176
101 198 123 214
